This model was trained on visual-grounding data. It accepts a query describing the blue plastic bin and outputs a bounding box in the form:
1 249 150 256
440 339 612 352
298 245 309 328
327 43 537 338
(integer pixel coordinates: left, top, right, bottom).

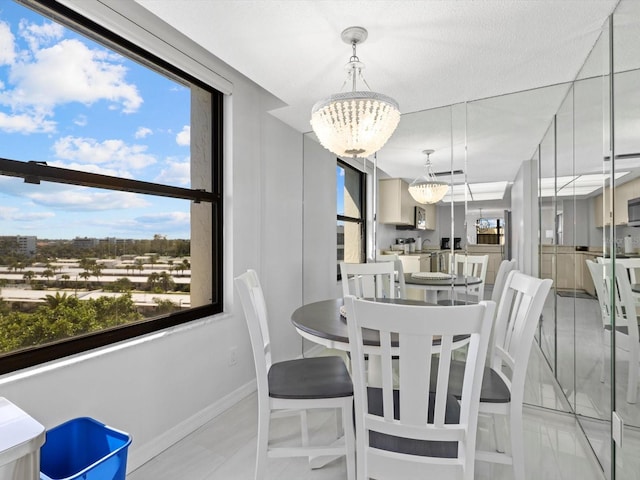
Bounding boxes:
39 417 131 480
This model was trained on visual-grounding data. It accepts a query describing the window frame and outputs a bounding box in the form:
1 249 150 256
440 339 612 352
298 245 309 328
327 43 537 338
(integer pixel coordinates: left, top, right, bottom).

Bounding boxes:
337 159 367 280
0 0 224 374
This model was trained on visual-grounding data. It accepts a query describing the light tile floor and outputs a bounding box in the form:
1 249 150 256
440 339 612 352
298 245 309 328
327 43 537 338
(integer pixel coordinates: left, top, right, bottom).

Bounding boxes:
128 342 606 480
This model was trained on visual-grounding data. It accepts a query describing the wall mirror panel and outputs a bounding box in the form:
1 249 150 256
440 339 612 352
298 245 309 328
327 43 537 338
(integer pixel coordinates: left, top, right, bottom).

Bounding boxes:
302 1 640 475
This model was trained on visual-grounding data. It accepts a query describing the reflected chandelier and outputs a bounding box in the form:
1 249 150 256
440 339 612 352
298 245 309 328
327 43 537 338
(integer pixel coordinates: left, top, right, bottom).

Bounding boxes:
310 26 400 158
408 149 449 204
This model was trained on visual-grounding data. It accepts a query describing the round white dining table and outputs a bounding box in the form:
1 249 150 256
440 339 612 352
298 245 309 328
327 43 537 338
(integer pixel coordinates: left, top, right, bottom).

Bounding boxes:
403 272 482 303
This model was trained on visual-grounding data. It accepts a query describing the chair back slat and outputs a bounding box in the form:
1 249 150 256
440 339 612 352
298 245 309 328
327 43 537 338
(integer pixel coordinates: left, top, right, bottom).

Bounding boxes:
377 254 407 299
490 271 552 403
340 261 396 299
234 270 272 405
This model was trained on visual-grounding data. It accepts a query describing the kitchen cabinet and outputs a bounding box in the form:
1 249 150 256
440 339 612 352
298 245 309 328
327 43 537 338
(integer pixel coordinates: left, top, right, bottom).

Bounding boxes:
378 178 437 229
540 246 591 291
465 245 503 284
422 204 437 230
593 177 640 227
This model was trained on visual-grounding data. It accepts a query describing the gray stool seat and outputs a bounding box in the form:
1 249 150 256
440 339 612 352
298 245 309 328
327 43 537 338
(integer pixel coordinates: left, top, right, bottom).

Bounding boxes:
268 356 353 399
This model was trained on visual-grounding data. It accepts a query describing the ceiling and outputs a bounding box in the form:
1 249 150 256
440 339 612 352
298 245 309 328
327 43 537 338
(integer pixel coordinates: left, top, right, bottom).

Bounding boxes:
133 0 623 190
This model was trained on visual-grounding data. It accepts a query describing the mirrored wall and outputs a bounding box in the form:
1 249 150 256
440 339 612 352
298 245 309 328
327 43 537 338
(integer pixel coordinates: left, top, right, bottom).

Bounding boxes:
303 1 640 477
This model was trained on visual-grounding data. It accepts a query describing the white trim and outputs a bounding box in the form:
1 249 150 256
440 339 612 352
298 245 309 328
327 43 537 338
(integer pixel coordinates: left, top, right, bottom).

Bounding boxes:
27 0 233 94
127 379 257 472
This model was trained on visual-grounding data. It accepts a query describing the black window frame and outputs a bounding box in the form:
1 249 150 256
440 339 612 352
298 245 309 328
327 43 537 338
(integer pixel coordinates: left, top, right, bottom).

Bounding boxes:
337 159 367 280
0 0 224 374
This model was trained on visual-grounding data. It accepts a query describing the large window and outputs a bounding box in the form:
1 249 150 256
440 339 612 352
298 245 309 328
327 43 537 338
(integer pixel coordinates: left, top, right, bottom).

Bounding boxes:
0 1 223 373
337 160 366 277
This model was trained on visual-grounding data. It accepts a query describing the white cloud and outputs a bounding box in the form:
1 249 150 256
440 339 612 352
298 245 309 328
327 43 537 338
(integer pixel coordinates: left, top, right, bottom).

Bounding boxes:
0 21 16 65
0 206 19 220
136 211 189 227
0 110 55 133
53 135 157 171
135 127 152 139
73 114 87 126
176 125 190 146
6 38 142 114
154 158 190 186
13 211 55 222
18 18 63 52
28 189 150 211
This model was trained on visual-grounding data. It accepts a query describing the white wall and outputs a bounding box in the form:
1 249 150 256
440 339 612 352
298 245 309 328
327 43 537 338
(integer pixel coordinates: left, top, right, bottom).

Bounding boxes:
0 2 304 472
511 159 539 276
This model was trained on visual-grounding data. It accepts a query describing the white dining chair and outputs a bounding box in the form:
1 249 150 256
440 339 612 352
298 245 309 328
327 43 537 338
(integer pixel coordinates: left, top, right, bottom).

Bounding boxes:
340 261 396 299
235 270 355 480
490 259 517 304
443 271 551 480
376 254 407 299
344 295 495 480
587 260 640 403
450 253 489 302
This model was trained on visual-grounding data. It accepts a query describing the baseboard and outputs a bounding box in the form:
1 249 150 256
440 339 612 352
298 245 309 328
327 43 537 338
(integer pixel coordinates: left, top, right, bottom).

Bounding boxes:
127 378 257 472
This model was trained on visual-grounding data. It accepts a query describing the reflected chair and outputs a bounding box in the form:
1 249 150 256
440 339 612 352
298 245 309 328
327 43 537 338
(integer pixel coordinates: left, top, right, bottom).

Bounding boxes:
487 259 517 363
340 261 397 299
376 254 407 299
344 295 495 480
235 270 355 480
587 260 640 403
449 254 489 302
437 271 552 480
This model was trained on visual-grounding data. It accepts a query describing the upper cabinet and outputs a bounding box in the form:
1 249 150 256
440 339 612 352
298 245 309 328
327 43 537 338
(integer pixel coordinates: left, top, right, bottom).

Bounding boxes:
378 178 436 229
593 177 640 227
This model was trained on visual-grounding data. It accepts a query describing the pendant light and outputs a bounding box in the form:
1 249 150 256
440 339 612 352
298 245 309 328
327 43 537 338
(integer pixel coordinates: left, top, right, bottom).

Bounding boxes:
408 149 449 204
310 26 400 158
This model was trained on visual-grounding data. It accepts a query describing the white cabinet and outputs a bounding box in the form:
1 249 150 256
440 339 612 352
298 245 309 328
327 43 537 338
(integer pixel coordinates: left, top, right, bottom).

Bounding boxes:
379 178 414 225
378 178 437 229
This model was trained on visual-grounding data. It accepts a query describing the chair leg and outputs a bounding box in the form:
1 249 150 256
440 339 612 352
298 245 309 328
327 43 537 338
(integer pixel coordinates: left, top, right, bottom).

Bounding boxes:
300 410 309 447
490 414 506 454
600 331 606 383
627 349 639 404
510 410 525 480
255 406 270 480
342 400 356 480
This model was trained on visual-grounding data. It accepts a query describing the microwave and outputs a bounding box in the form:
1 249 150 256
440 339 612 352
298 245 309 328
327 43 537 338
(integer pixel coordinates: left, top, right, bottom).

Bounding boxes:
628 197 640 226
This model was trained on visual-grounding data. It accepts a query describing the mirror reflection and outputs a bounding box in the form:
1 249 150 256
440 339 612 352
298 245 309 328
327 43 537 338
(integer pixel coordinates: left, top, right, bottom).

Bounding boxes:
305 0 640 475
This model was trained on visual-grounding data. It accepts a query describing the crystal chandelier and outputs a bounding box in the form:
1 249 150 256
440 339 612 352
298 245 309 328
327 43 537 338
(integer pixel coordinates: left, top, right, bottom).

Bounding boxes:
310 26 400 158
408 150 449 204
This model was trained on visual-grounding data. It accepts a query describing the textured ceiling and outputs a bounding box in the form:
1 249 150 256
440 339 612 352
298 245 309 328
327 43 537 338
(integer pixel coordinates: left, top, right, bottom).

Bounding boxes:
134 0 622 185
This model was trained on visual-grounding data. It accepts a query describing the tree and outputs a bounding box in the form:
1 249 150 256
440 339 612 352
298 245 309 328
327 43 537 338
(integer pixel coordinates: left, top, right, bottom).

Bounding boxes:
43 292 70 308
153 297 178 315
146 272 160 292
23 270 35 285
135 258 145 275
41 268 55 285
158 271 175 293
110 277 133 293
79 271 91 288
91 264 103 284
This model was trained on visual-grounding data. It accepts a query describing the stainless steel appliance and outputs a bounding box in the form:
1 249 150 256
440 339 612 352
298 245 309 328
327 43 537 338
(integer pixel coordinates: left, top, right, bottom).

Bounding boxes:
629 198 640 226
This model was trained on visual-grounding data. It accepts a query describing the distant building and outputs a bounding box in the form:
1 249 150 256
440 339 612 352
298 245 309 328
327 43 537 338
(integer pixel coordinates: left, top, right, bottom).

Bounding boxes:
16 236 36 256
0 235 37 256
72 237 99 249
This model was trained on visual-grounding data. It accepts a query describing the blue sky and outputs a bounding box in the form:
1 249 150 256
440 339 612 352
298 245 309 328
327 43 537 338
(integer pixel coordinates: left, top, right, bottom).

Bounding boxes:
0 2 192 240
